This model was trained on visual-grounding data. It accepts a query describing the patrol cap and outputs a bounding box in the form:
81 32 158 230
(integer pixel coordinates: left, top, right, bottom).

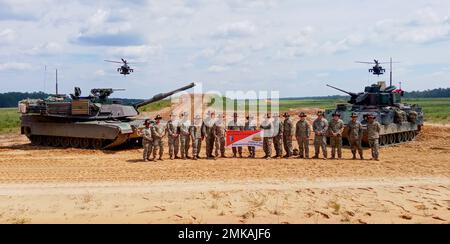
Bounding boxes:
144 119 151 125
283 112 290 117
317 111 324 116
155 114 163 120
299 112 307 117
351 112 358 118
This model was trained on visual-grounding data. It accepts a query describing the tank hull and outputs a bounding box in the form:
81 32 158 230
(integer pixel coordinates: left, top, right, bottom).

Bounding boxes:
20 115 145 149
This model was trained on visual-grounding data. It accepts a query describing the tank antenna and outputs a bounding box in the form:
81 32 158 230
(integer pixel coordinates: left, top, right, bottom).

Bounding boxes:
56 69 58 95
389 57 393 87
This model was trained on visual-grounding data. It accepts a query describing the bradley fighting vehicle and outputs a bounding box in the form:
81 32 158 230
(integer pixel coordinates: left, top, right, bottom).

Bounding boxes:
325 82 424 146
18 83 195 149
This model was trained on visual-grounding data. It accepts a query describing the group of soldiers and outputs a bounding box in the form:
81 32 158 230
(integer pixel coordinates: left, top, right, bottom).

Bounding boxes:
141 110 382 162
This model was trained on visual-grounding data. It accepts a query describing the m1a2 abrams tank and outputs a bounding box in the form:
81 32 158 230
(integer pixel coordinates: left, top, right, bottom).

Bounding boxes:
325 81 424 146
18 83 195 149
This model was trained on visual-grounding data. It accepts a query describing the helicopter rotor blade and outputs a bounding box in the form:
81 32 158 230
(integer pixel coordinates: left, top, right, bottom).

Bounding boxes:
356 61 375 64
104 60 123 64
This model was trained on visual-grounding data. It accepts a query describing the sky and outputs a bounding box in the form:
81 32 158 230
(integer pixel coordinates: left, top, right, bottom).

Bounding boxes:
0 0 450 98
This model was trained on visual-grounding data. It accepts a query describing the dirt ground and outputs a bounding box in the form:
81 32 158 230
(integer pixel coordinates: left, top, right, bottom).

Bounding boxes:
0 125 449 224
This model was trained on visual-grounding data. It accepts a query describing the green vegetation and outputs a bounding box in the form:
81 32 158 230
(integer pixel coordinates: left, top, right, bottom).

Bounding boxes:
278 98 348 111
0 108 20 134
404 98 450 124
138 99 172 112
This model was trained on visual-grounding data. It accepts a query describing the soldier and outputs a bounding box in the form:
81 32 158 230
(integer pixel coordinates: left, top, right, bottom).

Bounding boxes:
260 113 273 159
142 119 153 162
166 112 180 160
215 114 227 158
328 112 345 159
151 115 166 161
272 113 283 159
179 112 191 160
228 113 244 158
190 115 204 160
282 112 294 158
202 111 217 159
244 115 257 158
367 114 381 161
295 112 311 159
347 113 364 160
313 111 328 159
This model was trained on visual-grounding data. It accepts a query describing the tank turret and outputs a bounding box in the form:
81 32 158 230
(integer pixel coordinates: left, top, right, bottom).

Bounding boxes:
19 83 196 149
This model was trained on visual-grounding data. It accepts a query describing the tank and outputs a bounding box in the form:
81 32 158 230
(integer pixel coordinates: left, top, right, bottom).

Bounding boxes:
18 83 195 149
325 81 424 146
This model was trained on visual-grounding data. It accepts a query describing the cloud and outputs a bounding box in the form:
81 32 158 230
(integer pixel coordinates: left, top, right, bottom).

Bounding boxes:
25 42 63 56
107 45 162 61
0 29 16 44
208 65 228 73
373 8 450 44
0 2 37 21
72 9 146 46
0 62 34 71
74 32 145 46
212 21 257 38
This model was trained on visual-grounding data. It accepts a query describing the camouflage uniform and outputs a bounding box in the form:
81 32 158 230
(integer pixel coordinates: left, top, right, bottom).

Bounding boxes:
190 118 203 159
179 119 191 159
295 120 311 158
244 118 257 158
166 119 180 159
347 120 364 159
313 117 328 158
261 117 273 158
328 119 345 159
142 126 153 161
151 122 166 160
228 119 243 157
272 117 283 158
283 116 294 157
214 118 227 157
202 117 216 158
367 120 381 160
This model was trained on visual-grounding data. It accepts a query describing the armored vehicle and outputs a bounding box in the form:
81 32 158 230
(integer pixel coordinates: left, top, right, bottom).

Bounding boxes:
325 81 424 146
18 83 195 149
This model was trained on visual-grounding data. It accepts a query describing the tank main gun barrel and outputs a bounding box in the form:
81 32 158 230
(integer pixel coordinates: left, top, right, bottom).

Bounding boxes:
134 83 196 109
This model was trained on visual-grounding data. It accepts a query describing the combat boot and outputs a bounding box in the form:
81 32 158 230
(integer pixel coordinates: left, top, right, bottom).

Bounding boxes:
352 154 357 160
360 155 364 160
312 155 319 159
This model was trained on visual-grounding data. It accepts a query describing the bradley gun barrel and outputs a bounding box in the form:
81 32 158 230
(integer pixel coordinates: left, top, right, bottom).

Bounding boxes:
134 83 196 109
326 84 358 97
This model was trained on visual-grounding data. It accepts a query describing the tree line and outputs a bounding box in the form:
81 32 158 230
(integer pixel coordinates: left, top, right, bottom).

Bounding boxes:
1 88 449 108
0 92 143 108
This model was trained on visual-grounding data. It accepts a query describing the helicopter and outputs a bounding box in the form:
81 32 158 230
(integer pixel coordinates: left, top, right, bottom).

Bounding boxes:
104 58 134 75
356 59 390 76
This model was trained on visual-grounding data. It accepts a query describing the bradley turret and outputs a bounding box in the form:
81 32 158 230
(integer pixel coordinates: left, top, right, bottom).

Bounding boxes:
19 83 196 149
327 82 403 107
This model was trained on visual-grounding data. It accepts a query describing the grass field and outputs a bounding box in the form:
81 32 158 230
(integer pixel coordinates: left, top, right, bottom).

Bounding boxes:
0 108 20 134
403 98 450 124
0 98 449 134
278 98 450 124
138 100 172 112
